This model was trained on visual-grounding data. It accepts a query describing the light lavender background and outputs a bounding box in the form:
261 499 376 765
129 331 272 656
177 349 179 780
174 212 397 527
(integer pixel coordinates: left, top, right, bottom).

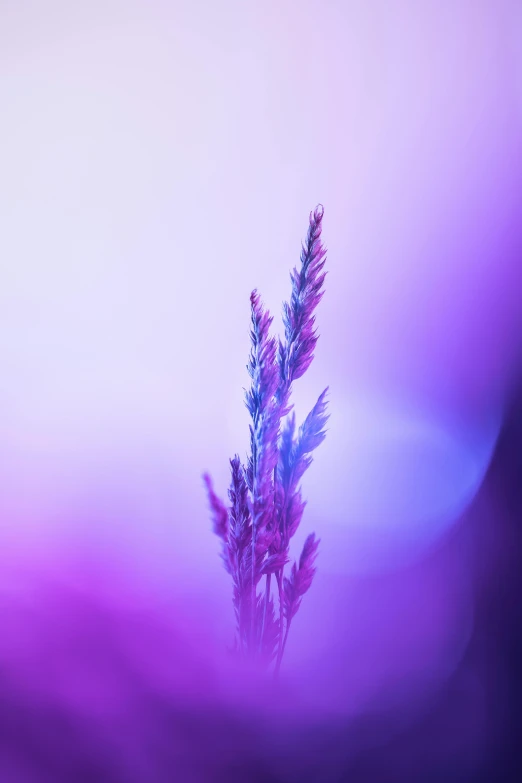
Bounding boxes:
1 0 522 724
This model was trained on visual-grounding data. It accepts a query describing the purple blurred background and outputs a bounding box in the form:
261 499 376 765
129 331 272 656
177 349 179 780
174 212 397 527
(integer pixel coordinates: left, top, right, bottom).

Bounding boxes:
1 1 522 780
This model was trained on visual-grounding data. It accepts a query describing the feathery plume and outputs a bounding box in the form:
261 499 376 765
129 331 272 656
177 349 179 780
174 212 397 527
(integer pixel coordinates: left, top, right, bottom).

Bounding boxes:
203 473 230 574
283 533 321 623
272 207 329 672
244 290 281 647
277 204 327 412
227 456 253 649
203 205 329 674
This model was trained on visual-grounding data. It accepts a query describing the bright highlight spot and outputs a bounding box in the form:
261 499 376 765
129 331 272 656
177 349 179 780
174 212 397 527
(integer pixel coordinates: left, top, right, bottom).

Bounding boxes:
310 391 501 573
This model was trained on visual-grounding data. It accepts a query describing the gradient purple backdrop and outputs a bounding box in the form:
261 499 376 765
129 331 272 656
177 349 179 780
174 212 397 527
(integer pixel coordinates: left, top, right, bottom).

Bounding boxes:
1 1 522 781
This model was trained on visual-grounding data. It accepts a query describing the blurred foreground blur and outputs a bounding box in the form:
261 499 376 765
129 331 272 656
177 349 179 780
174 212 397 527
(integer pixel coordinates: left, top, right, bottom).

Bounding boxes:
1 377 521 783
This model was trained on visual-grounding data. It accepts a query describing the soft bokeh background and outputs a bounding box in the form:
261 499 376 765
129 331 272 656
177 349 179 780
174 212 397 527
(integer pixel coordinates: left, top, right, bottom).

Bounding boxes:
1 1 522 781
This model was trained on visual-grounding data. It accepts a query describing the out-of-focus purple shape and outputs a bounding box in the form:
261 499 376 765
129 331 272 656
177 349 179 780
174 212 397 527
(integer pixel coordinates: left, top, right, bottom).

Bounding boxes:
306 389 501 572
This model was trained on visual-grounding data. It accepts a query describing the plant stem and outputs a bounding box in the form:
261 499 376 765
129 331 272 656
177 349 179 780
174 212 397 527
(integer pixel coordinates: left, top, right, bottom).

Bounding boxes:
251 515 256 653
274 481 290 671
260 572 271 654
250 434 258 654
274 614 291 678
274 569 284 674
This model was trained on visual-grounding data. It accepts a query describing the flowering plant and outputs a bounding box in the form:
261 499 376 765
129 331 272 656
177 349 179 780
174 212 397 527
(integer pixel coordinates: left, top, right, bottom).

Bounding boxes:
203 205 329 675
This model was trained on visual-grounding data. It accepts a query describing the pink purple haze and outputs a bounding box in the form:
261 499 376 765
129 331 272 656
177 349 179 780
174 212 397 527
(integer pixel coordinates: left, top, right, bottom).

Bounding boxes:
1 2 522 781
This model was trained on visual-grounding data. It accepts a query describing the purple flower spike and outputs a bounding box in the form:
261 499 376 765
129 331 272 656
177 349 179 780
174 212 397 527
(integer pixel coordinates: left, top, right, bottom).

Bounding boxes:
203 206 329 676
